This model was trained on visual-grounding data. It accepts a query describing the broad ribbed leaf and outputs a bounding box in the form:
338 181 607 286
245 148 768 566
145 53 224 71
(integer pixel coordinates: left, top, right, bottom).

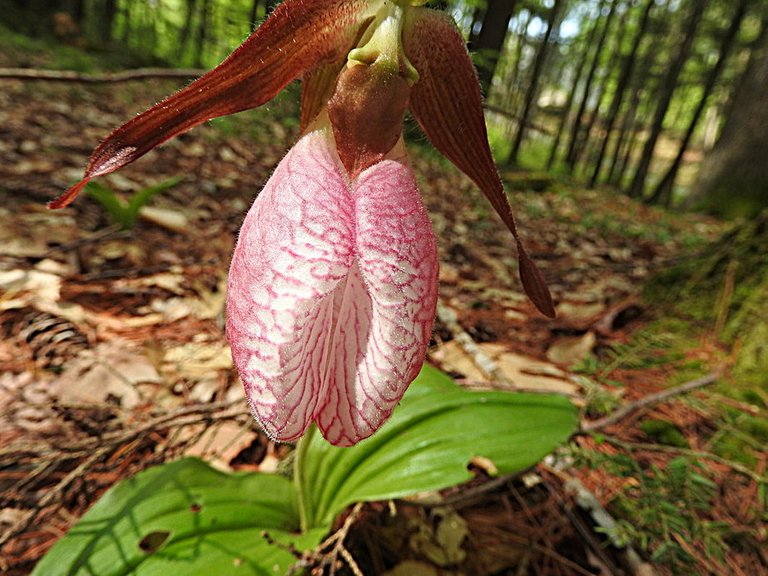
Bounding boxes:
296 365 578 529
403 8 555 318
32 458 317 576
49 0 377 208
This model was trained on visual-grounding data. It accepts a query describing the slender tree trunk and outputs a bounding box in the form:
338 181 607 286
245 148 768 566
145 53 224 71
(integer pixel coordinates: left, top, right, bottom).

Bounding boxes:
606 6 662 186
564 0 617 170
572 3 629 172
647 0 747 206
249 0 260 30
614 111 643 185
626 0 708 198
178 0 198 61
99 0 119 43
473 0 518 95
508 0 565 164
119 0 133 44
589 0 654 187
194 0 211 67
468 3 485 45
510 9 534 93
547 3 603 169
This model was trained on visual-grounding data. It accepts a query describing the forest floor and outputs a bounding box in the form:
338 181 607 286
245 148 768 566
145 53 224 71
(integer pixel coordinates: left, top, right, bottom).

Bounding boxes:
0 37 766 576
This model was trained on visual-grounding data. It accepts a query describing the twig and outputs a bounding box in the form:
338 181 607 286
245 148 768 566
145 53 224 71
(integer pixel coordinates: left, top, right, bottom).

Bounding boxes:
0 445 110 549
601 436 767 485
458 378 582 399
0 400 249 462
436 300 511 385
0 67 204 83
0 399 254 565
581 372 720 433
557 474 657 576
301 502 365 576
41 225 127 258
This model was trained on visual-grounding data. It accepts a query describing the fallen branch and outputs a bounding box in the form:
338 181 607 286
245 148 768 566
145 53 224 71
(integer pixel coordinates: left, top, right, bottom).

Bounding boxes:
581 372 720 433
0 67 204 83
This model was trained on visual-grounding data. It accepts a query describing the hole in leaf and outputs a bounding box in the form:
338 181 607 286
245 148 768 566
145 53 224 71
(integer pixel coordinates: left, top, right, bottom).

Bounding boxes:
138 530 172 554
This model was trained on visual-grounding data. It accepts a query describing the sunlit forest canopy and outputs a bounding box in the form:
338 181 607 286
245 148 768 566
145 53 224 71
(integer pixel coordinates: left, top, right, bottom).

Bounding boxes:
3 0 765 213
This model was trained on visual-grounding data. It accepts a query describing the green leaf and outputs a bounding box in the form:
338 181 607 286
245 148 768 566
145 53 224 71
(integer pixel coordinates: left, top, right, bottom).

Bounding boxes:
84 181 132 229
84 177 182 230
32 458 316 576
296 365 578 529
125 176 184 224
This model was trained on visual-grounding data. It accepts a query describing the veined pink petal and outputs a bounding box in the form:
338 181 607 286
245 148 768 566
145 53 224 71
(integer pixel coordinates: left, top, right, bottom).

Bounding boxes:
227 130 438 446
317 142 438 446
50 0 378 209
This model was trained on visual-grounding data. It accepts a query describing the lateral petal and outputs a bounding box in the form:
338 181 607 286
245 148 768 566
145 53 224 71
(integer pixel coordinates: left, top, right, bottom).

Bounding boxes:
227 129 356 442
316 143 439 446
403 9 555 317
50 0 377 208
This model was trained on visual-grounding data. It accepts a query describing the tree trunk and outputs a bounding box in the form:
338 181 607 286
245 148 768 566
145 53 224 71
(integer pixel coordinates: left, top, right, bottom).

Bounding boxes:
249 0 260 30
613 110 644 185
468 3 485 46
194 0 212 67
508 0 565 164
547 3 603 169
572 3 629 172
510 9 534 94
564 0 617 170
119 0 133 44
473 0 518 95
589 0 654 187
178 0 197 61
626 0 707 199
606 7 662 186
687 13 768 217
99 0 119 43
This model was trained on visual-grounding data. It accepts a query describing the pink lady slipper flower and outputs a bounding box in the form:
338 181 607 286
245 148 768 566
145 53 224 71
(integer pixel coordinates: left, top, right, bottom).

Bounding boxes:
51 0 555 446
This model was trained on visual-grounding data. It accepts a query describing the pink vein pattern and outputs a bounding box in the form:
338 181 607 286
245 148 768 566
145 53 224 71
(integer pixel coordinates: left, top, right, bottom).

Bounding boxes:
227 129 438 446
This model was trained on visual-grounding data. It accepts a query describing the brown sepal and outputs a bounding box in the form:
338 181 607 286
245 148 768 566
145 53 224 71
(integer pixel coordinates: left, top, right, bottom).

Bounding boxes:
403 9 555 318
327 63 410 179
50 0 376 209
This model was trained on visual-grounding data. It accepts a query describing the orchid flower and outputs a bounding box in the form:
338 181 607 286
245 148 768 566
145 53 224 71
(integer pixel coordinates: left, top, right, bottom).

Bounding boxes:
51 0 555 446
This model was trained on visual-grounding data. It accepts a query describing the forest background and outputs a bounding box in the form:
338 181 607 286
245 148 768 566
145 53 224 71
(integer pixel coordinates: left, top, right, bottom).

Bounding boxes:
0 0 766 575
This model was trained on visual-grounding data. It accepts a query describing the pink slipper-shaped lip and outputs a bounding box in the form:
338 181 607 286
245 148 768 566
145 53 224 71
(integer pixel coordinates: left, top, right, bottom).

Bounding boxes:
227 129 438 446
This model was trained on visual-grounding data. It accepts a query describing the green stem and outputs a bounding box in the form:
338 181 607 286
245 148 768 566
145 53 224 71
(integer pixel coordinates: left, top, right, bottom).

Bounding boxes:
294 424 317 532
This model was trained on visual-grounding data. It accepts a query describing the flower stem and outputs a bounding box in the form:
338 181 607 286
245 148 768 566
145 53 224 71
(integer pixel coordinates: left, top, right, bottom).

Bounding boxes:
294 423 317 532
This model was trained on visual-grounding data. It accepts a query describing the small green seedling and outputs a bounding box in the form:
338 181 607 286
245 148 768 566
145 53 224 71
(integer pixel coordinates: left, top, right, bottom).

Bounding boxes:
84 176 183 229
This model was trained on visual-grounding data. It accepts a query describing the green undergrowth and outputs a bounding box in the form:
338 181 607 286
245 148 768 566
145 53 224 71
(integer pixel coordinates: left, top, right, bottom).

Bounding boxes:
594 212 768 468
0 22 169 72
573 447 742 574
646 212 768 392
571 214 767 573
